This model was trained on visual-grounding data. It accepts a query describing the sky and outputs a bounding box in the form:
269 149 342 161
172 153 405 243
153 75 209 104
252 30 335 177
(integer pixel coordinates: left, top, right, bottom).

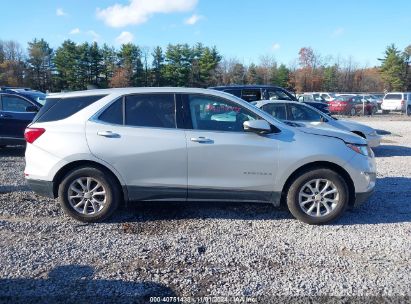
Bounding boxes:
1 0 410 67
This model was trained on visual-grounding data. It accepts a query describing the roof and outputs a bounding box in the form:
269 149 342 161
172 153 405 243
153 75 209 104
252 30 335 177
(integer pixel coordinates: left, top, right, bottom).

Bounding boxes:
47 87 218 98
209 85 282 90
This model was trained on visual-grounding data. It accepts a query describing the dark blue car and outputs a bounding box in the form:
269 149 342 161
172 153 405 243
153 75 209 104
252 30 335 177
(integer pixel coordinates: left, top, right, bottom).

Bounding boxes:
0 88 46 147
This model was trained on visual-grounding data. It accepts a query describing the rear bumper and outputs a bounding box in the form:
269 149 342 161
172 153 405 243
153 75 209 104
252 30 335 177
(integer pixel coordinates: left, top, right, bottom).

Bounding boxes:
26 179 56 198
354 188 375 207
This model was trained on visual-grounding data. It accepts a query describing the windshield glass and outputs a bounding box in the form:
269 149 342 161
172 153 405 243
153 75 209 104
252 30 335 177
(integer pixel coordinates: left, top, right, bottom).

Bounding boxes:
384 94 402 100
26 92 47 105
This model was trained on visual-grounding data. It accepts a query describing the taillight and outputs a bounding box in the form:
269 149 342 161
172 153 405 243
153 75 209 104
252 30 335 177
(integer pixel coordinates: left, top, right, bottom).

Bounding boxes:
24 128 45 144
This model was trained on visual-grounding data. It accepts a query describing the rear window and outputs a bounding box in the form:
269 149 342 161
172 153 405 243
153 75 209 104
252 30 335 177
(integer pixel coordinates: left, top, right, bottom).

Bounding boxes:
34 95 107 123
384 94 402 100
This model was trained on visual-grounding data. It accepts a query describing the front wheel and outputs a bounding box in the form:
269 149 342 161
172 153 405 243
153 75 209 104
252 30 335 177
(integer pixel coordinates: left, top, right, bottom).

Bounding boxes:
58 167 121 222
286 168 349 225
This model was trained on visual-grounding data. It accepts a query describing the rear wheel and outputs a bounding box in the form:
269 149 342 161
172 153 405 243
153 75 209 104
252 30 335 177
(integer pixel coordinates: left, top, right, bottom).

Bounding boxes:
286 168 349 225
58 167 121 222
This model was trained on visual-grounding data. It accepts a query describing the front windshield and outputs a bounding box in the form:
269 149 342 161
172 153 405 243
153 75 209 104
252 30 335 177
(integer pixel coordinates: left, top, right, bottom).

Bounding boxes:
26 92 46 106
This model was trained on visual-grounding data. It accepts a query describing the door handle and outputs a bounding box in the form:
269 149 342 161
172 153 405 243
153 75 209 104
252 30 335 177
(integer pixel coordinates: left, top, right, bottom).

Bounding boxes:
0 113 12 118
190 137 213 143
97 131 120 138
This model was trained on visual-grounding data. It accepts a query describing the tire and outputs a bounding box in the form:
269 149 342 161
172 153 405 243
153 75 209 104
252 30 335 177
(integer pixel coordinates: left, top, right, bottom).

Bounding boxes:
286 168 349 225
58 167 121 223
371 106 377 115
407 106 411 116
350 107 356 116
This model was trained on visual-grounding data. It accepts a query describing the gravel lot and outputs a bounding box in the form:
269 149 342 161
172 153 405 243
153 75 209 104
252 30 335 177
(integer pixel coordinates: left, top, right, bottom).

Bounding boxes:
1 115 411 302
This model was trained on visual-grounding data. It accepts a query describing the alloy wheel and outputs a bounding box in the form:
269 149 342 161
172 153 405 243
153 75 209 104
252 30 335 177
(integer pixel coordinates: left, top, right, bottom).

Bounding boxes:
298 178 339 217
67 177 106 215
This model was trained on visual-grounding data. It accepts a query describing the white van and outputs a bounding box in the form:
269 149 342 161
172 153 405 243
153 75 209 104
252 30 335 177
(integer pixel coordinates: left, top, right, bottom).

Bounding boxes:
381 92 411 114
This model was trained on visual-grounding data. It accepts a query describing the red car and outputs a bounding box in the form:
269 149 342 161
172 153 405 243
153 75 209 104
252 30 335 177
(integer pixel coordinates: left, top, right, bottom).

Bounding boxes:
328 95 374 116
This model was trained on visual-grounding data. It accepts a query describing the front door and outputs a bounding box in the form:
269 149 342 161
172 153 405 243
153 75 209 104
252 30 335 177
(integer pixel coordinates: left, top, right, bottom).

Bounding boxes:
86 94 187 201
180 93 278 202
0 94 37 140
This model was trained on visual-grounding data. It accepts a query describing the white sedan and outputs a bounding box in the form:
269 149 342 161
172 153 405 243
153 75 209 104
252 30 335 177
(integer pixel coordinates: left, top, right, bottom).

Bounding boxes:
254 100 381 147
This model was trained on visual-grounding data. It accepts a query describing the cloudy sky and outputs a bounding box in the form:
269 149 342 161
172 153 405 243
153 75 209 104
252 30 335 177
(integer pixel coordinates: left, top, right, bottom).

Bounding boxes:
2 0 410 66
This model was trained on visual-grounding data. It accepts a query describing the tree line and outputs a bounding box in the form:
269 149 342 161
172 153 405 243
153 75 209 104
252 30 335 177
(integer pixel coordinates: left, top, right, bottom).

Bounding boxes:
0 38 410 93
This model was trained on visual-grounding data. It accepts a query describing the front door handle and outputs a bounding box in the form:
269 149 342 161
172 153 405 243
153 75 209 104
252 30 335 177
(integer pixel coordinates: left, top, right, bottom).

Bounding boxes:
190 137 213 143
97 131 120 138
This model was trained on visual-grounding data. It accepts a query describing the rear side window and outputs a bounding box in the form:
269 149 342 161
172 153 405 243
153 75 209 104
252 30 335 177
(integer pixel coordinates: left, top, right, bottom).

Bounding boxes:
223 89 241 98
384 94 402 100
125 94 176 128
98 99 123 125
241 89 261 102
35 95 107 123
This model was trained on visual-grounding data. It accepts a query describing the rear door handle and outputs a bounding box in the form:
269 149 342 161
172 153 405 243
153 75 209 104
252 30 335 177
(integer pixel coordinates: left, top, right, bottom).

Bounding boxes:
97 131 120 138
190 137 213 143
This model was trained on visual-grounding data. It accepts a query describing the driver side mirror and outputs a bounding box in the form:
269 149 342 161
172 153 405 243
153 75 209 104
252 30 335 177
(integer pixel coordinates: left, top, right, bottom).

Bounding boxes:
26 105 39 112
243 120 271 134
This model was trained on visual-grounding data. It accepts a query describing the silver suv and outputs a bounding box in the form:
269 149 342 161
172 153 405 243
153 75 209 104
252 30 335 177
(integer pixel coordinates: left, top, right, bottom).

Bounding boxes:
24 88 376 224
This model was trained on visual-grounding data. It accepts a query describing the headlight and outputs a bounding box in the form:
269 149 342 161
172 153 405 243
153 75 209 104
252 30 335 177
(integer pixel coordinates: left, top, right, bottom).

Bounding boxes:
346 143 374 157
368 130 377 136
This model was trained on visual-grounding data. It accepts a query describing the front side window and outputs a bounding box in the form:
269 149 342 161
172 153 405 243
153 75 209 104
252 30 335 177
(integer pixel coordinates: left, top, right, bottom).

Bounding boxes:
261 103 287 120
1 95 32 112
125 94 176 128
267 89 294 101
186 94 259 132
288 104 322 122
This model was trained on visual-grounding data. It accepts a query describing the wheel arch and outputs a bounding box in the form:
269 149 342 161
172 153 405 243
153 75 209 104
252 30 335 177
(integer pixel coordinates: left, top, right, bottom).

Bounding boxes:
52 160 127 202
280 161 355 208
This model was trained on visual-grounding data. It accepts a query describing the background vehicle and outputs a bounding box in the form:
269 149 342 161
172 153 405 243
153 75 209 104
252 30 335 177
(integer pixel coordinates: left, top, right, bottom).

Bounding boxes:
25 88 375 225
298 93 328 103
254 100 381 147
358 94 378 115
0 88 45 147
304 92 337 102
210 85 330 114
328 95 373 116
370 93 384 110
381 92 411 114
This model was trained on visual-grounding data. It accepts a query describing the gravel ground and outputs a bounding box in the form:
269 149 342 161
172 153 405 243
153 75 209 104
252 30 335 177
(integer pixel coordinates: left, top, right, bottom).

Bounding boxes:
0 115 411 302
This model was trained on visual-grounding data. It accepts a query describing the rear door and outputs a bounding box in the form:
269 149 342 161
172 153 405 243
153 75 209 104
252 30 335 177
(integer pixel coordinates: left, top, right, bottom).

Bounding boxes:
180 93 278 202
86 93 188 201
0 94 38 140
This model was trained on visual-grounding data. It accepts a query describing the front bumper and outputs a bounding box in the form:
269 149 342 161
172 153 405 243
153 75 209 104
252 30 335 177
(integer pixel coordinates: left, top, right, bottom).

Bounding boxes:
26 179 56 198
354 187 375 207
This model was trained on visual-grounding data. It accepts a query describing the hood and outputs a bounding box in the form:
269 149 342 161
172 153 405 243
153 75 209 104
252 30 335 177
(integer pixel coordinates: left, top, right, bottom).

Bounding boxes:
333 119 374 133
298 125 366 145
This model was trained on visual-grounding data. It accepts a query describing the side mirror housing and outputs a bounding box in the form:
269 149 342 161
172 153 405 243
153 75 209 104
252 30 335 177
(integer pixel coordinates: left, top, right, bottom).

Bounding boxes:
243 120 271 134
26 105 39 112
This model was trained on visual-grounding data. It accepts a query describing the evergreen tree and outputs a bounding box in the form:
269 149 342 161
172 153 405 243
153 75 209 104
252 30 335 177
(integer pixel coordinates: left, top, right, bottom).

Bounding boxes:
54 40 78 91
27 38 53 91
151 46 164 86
379 44 407 91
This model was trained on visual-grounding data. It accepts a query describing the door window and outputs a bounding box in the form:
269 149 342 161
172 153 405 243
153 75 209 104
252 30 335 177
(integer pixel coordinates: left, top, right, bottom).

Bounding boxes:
1 95 32 112
186 94 259 132
125 94 176 128
288 104 322 121
98 99 123 125
261 103 287 120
